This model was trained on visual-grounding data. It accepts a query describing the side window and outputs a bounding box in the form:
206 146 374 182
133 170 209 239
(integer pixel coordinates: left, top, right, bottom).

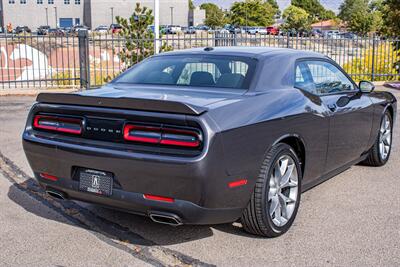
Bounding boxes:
295 63 317 94
306 61 354 95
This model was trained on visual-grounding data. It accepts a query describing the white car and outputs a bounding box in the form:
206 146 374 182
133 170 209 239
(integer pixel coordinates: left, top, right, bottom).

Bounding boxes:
258 28 268 35
247 27 259 35
94 26 109 34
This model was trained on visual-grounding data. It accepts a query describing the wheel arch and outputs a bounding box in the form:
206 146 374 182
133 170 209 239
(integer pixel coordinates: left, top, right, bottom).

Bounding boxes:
385 104 394 121
272 134 306 176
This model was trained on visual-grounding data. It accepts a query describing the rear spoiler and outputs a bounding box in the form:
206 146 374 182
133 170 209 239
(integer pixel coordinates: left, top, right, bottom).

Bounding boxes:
36 93 207 116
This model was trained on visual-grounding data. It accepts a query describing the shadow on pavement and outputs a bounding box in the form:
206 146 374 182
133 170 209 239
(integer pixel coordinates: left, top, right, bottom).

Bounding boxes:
7 179 232 246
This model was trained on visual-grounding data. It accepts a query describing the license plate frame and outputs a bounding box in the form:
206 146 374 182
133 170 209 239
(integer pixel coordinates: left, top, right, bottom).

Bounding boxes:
78 169 113 196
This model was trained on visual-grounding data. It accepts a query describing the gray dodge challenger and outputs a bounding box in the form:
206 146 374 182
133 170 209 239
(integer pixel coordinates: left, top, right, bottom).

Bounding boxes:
23 47 396 237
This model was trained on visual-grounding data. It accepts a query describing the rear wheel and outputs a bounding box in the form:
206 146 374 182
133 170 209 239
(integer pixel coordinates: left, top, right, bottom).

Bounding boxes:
241 143 302 237
363 111 392 167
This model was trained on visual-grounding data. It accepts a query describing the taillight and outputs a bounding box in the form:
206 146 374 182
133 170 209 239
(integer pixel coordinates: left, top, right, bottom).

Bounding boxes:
33 115 83 135
123 123 201 148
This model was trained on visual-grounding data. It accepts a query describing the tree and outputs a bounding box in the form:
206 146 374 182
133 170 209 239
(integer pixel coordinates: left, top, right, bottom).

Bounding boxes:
282 5 311 32
339 0 376 35
291 0 336 21
200 3 225 28
381 0 400 36
229 0 276 27
266 0 281 18
115 3 170 69
189 0 195 11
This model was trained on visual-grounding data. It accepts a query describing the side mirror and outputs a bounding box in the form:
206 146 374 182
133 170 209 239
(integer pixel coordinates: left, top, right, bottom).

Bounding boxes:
359 81 375 93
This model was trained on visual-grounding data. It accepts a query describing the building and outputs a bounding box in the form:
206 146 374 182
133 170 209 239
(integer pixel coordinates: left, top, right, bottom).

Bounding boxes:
0 0 201 30
311 19 344 32
188 6 205 27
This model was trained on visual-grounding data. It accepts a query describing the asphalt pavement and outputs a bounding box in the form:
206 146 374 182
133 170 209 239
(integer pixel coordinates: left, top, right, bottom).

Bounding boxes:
0 90 399 266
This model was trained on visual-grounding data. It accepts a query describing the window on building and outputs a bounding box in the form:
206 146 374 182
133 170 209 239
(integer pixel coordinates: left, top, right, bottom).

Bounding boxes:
64 0 70 4
48 0 54 4
20 0 27 4
9 0 15 4
37 0 43 3
75 0 80 4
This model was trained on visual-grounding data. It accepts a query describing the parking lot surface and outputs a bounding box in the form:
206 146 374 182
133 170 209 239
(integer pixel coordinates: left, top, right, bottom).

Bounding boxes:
1 90 399 266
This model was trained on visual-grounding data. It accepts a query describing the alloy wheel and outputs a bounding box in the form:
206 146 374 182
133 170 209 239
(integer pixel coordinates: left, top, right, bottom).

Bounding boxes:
267 155 299 227
379 114 392 160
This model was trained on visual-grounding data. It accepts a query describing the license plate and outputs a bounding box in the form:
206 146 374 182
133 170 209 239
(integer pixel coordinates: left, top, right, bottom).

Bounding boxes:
79 169 113 196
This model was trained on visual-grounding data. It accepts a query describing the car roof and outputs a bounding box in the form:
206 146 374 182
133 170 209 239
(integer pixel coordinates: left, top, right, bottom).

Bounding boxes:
153 47 330 91
159 46 325 59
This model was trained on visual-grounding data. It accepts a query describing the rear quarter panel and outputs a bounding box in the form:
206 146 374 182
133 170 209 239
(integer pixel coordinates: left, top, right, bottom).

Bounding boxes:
207 88 330 186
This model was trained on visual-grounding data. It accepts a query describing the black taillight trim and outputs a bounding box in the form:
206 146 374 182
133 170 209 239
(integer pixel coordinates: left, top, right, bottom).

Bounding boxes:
33 114 83 135
123 123 202 148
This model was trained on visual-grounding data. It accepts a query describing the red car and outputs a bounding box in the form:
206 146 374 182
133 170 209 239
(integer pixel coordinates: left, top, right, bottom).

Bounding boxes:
267 27 279 35
110 24 122 34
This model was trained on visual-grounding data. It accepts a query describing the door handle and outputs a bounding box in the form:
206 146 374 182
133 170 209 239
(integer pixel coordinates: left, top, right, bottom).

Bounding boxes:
327 103 337 112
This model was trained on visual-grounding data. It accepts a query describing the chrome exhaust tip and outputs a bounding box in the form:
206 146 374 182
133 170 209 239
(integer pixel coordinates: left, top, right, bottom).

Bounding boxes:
149 212 183 226
46 189 67 200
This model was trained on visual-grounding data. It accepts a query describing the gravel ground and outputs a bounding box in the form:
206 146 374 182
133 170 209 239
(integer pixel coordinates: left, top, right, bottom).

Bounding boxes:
0 88 399 266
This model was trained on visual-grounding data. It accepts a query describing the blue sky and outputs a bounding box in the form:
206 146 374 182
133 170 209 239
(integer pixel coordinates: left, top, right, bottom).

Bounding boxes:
193 0 342 13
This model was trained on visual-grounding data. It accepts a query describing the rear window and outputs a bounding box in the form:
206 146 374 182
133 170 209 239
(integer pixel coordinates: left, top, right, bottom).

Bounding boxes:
113 55 257 90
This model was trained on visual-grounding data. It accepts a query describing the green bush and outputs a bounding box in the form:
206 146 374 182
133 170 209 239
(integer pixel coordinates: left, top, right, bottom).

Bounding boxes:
343 43 400 81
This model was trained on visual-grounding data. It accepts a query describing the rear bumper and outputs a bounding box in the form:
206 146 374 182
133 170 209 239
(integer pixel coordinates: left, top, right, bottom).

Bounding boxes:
23 131 254 225
39 176 243 225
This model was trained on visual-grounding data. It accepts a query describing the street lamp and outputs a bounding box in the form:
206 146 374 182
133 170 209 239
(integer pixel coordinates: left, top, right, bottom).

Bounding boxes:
154 0 160 54
45 7 49 26
170 6 174 25
110 7 114 25
54 7 58 28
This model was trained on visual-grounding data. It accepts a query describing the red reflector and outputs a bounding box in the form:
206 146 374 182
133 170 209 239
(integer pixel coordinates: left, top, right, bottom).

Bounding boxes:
40 173 58 181
143 194 175 203
229 179 248 188
159 139 200 147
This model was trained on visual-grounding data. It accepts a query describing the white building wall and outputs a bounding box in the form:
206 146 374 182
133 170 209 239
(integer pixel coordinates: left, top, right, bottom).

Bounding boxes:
2 0 85 29
90 0 189 28
191 7 205 26
1 0 189 30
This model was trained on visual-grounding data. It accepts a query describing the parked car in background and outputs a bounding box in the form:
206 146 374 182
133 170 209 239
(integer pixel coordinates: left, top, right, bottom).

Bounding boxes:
324 30 341 39
247 27 259 35
37 25 50 35
340 32 357 39
196 25 210 31
110 24 122 34
227 26 242 34
258 28 268 35
23 47 396 238
310 29 322 37
48 28 65 36
165 25 181 34
94 25 109 34
15 26 31 34
266 26 279 35
71 25 89 35
183 26 196 34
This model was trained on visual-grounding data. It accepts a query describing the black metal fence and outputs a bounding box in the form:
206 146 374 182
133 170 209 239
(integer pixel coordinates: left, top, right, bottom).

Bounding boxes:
0 31 399 89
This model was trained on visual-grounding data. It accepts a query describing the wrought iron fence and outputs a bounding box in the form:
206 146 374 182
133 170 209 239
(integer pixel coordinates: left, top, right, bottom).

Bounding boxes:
0 31 399 89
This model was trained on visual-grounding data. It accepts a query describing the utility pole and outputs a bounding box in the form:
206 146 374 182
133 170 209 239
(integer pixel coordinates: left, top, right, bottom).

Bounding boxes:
45 7 49 26
170 7 174 25
54 7 58 28
110 7 114 25
154 0 160 54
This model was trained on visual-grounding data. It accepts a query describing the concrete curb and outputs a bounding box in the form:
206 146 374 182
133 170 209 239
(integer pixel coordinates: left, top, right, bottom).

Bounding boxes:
0 88 80 97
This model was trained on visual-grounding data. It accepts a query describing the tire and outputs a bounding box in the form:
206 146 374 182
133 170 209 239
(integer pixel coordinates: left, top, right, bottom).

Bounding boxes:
362 111 393 167
241 143 302 237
